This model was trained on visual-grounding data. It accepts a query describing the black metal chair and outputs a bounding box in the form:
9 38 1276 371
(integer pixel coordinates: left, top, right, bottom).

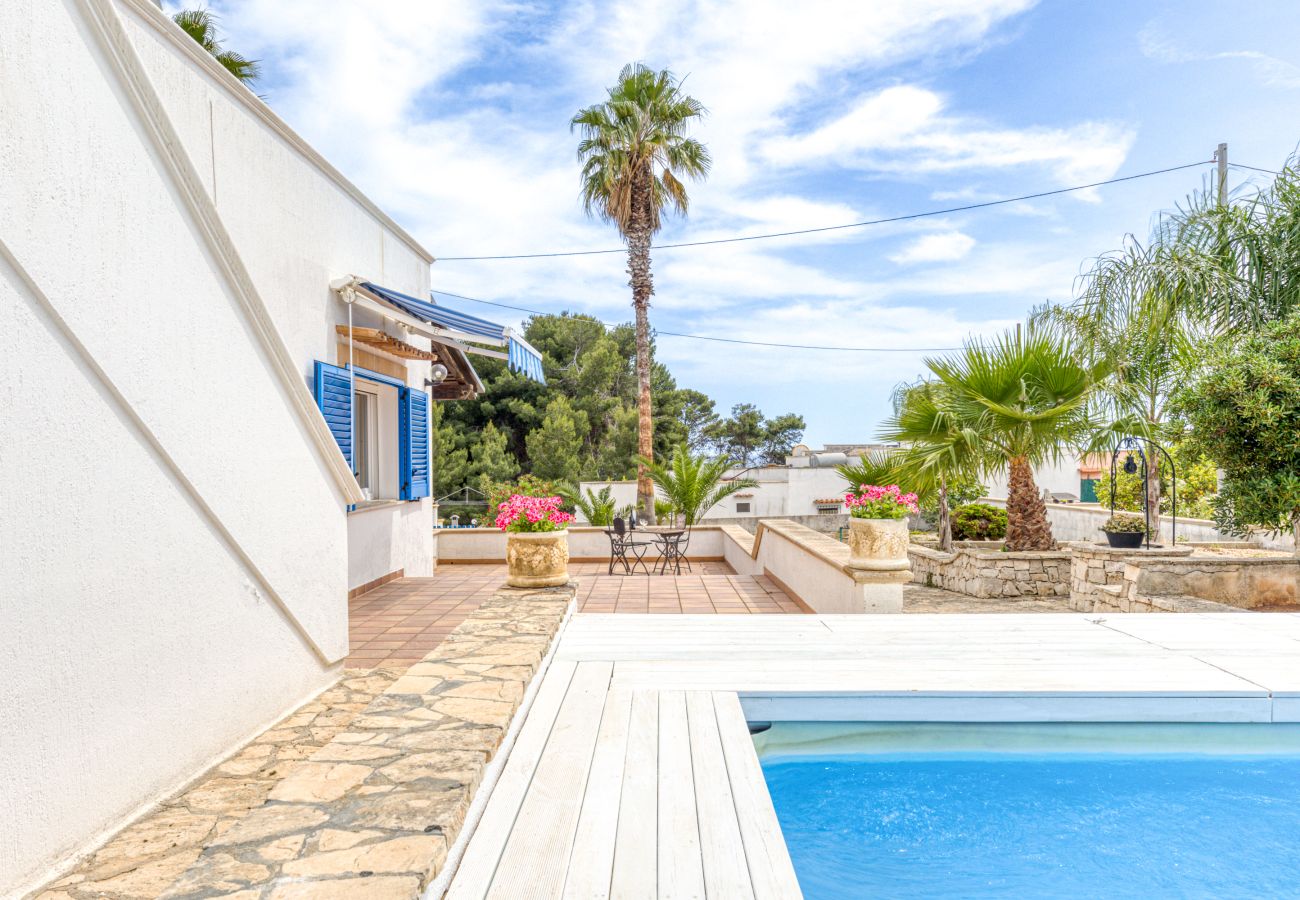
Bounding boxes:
606 516 652 576
655 524 692 575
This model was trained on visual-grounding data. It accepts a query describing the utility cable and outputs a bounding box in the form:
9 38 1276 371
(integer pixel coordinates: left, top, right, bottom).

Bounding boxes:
430 288 963 352
436 160 1214 261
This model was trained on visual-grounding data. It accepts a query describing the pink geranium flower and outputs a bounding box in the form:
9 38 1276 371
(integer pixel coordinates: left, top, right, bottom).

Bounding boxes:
845 484 919 520
495 493 573 533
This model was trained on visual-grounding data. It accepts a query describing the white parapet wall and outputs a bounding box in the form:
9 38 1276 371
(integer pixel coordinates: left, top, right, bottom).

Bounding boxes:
436 526 727 565
720 521 905 613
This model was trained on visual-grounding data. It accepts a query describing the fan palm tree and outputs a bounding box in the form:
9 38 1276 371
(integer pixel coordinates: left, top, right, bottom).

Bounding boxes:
573 64 710 523
877 382 988 551
644 445 756 526
924 322 1106 551
173 8 260 83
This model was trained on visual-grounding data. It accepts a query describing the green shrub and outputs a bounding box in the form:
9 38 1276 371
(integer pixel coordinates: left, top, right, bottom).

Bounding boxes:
951 503 1008 541
1102 513 1148 534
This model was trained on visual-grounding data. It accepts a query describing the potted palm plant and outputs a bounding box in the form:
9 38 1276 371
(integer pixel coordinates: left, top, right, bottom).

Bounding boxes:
495 493 574 587
845 485 919 570
645 445 758 526
1101 513 1147 548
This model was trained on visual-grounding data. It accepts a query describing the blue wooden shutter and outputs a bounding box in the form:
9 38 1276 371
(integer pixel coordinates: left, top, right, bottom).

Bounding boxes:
313 361 353 468
400 387 430 500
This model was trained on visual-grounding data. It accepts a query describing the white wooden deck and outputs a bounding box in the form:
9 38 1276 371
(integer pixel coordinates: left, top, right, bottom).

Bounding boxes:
445 613 1300 899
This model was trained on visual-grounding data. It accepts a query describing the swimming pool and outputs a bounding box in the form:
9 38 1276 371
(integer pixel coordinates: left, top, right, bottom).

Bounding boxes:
756 723 1300 899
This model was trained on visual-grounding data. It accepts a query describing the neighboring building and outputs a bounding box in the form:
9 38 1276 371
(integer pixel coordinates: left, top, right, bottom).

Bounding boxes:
0 1 541 894
578 444 899 523
983 454 1106 504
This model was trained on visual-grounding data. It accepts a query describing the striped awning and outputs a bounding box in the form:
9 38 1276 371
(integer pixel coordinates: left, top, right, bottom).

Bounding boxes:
359 282 546 384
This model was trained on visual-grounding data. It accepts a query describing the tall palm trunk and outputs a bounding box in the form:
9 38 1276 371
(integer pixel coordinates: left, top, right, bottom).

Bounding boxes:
628 166 656 523
1005 457 1055 551
936 475 953 552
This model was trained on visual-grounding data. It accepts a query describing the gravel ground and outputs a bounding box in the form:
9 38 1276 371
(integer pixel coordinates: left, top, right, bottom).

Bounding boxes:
902 583 1073 613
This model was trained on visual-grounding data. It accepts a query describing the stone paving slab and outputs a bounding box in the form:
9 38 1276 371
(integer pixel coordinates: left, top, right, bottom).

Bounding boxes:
37 670 401 899
37 583 574 900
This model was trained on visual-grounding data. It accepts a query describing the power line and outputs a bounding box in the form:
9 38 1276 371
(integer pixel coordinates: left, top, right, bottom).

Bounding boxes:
430 288 963 352
437 160 1214 261
1229 162 1281 175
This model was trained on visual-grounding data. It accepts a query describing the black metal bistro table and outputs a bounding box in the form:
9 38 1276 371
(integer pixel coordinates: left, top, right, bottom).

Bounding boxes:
643 526 691 575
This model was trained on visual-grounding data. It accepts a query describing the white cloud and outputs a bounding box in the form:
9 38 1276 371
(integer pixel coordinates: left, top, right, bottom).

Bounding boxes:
763 85 1134 185
1140 25 1300 89
889 231 976 264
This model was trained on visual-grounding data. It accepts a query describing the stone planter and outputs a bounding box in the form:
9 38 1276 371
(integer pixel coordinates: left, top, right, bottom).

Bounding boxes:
505 530 570 588
1104 530 1144 549
846 517 910 571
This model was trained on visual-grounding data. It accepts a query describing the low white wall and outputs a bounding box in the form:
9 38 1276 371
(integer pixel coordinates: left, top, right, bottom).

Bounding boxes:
348 500 435 588
982 499 1297 552
436 526 726 564
721 521 902 613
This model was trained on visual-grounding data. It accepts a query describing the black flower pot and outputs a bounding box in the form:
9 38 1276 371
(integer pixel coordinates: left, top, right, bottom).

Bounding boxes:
1104 530 1144 548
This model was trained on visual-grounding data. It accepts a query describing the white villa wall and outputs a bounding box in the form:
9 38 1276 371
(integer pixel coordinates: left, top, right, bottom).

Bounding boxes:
985 458 1084 500
0 0 432 892
120 2 436 589
349 501 437 586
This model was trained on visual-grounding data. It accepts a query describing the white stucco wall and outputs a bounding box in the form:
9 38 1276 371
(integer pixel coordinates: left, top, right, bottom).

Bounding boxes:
436 526 726 564
349 501 436 585
984 458 1085 500
0 0 435 892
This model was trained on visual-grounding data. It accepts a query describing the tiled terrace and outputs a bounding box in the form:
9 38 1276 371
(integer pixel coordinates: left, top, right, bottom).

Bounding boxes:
347 562 1075 667
346 562 808 666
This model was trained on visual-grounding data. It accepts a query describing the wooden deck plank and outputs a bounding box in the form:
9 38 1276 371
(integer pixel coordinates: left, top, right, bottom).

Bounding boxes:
656 691 706 899
448 659 578 899
489 661 613 899
453 611 1300 899
685 691 755 899
610 690 658 899
562 688 634 900
712 692 803 900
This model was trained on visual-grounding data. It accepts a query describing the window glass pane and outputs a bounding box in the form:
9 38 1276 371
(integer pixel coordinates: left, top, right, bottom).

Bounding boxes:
354 390 371 491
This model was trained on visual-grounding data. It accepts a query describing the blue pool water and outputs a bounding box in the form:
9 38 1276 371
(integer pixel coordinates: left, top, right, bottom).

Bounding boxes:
756 723 1300 899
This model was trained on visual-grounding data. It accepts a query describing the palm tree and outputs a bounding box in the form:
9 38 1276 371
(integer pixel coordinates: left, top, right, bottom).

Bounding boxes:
1047 239 1212 535
173 8 260 84
924 322 1106 551
1162 161 1300 332
644 445 756 526
563 485 618 526
878 382 987 552
573 64 710 523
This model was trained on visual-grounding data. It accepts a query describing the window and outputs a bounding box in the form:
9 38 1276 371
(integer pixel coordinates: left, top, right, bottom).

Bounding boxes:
314 361 431 504
735 501 751 513
353 389 377 494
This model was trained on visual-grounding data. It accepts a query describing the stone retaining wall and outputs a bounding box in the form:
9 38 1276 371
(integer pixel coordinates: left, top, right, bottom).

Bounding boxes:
907 542 1071 598
1070 545 1299 613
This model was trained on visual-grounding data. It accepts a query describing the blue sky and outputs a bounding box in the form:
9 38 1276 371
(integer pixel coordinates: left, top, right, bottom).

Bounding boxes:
214 0 1300 446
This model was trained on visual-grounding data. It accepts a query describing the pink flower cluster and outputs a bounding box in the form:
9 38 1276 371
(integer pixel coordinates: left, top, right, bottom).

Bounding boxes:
845 484 919 520
495 494 574 533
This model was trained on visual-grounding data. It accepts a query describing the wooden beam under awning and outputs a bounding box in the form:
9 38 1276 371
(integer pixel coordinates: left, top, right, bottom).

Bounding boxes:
334 325 439 361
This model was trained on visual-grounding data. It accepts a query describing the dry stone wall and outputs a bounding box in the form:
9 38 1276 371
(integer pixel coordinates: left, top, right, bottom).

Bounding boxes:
907 542 1071 598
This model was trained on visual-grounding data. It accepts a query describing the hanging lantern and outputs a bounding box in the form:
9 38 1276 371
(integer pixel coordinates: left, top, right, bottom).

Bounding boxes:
1123 454 1139 475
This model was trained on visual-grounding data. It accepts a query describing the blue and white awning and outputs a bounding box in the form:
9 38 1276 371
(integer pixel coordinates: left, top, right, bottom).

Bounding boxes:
356 281 545 384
